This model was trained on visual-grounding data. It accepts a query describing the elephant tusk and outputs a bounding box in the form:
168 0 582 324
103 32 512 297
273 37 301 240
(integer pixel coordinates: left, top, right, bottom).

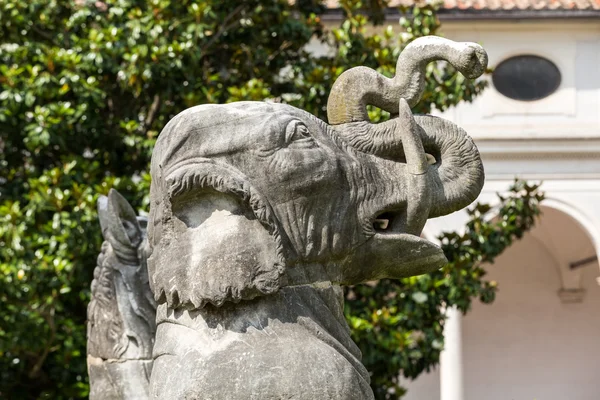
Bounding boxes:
398 98 431 235
398 99 428 176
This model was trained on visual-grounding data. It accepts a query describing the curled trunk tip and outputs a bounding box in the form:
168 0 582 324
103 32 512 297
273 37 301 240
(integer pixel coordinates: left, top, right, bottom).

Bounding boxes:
326 36 488 125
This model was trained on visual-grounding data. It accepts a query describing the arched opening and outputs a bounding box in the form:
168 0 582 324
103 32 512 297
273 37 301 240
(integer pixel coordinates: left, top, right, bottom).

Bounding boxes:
461 204 600 400
405 203 600 400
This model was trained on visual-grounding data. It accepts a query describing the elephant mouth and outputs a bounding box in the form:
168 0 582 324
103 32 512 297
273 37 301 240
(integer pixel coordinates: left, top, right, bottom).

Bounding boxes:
350 219 448 282
372 208 408 235
369 197 425 238
357 203 448 279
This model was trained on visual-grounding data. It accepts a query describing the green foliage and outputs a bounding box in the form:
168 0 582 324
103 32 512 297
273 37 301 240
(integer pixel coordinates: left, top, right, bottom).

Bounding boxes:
1 0 488 398
345 181 545 399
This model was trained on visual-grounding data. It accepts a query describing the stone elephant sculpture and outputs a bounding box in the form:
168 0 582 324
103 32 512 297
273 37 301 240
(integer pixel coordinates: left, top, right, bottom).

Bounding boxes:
87 36 487 399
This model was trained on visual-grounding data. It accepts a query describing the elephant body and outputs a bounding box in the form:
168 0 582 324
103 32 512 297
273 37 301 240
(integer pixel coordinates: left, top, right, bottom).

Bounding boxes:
150 285 372 399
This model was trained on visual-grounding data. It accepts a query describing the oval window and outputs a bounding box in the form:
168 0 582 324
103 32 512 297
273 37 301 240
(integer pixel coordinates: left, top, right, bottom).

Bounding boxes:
492 55 561 101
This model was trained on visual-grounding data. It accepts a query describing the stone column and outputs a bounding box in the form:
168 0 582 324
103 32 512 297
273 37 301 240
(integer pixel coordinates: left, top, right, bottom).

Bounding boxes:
440 306 464 400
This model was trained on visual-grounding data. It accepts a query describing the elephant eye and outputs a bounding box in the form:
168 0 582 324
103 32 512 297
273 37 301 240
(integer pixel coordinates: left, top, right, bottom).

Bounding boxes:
284 120 311 144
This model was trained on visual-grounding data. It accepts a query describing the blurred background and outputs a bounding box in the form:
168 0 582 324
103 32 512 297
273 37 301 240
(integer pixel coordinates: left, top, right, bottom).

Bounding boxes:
0 1 598 399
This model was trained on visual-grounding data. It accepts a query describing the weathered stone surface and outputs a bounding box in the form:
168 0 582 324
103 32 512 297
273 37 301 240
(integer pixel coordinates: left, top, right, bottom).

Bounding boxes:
87 35 488 399
87 190 156 399
88 357 153 400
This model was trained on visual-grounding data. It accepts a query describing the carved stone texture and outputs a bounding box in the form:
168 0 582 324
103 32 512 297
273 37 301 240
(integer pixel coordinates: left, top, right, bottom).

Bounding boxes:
143 36 487 399
87 189 157 400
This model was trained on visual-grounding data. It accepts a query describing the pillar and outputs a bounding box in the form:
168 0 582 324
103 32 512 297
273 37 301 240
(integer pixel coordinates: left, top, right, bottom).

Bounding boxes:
440 306 464 400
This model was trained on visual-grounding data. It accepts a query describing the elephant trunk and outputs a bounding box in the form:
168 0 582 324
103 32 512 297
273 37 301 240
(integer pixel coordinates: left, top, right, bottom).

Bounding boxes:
331 99 429 175
415 115 484 218
332 110 484 220
327 36 488 125
326 35 487 219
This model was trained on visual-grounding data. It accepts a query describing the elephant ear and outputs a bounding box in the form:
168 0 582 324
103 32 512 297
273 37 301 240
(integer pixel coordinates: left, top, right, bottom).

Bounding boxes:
147 161 286 309
97 189 143 264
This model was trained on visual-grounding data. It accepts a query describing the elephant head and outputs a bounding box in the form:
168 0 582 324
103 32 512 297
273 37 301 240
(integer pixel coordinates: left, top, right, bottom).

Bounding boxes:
91 189 156 359
88 190 156 400
146 36 486 310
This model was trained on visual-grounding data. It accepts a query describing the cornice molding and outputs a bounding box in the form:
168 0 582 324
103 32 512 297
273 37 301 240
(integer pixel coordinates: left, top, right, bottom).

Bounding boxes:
476 138 600 159
320 9 600 22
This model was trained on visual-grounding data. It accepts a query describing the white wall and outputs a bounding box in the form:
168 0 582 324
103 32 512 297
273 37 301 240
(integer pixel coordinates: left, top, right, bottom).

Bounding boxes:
439 21 600 141
403 368 440 400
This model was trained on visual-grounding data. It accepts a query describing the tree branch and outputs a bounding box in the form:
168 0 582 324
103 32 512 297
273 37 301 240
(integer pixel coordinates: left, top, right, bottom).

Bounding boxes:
267 41 293 63
141 94 161 136
28 309 56 379
200 5 245 54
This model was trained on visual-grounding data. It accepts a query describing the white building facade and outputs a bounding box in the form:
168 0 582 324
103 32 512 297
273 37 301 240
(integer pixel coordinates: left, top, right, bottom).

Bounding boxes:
405 14 600 400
